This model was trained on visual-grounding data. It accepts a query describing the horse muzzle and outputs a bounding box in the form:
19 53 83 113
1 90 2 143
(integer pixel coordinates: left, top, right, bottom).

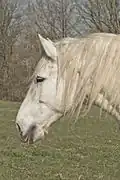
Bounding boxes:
16 123 36 144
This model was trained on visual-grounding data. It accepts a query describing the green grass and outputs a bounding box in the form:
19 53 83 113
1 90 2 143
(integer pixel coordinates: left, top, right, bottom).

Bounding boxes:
0 100 120 180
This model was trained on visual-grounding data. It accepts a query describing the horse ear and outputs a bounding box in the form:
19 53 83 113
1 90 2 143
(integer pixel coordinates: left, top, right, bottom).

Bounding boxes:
38 34 57 61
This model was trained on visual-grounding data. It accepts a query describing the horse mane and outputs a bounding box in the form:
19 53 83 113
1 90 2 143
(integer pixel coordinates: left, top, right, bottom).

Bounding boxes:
56 33 120 119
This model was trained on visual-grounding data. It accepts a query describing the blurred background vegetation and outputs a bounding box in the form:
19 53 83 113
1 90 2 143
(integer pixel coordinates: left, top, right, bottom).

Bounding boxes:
0 0 120 101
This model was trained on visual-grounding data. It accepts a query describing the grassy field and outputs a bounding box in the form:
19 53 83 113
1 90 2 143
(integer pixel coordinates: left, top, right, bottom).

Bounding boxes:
0 101 120 180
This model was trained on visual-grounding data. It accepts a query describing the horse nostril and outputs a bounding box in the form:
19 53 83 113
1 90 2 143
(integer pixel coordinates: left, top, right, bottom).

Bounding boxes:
26 124 36 144
16 123 23 136
16 123 27 142
30 125 36 132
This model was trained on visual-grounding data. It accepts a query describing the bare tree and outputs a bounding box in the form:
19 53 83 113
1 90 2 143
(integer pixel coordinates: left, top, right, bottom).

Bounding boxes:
0 0 22 99
27 0 81 40
9 29 40 101
75 0 120 34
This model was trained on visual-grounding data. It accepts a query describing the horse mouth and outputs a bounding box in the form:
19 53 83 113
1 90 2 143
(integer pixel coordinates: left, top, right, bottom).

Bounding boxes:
16 123 36 144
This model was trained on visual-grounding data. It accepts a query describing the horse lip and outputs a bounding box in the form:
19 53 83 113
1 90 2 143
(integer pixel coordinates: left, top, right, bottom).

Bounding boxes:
20 134 33 144
20 133 28 143
21 136 28 143
23 125 36 144
16 123 36 144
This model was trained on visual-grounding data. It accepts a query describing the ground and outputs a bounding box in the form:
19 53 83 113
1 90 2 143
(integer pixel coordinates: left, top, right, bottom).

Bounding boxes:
0 100 120 180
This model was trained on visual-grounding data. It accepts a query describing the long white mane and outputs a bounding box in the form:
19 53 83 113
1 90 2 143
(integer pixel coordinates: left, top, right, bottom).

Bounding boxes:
54 33 120 120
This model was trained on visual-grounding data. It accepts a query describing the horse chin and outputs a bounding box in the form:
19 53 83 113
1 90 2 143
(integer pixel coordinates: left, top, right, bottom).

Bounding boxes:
30 127 45 144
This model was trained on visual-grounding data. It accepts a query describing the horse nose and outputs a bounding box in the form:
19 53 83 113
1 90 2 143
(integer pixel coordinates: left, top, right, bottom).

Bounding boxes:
16 123 27 143
16 123 36 144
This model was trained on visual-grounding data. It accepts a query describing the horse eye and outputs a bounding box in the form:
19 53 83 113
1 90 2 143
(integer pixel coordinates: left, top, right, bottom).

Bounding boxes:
36 76 46 83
